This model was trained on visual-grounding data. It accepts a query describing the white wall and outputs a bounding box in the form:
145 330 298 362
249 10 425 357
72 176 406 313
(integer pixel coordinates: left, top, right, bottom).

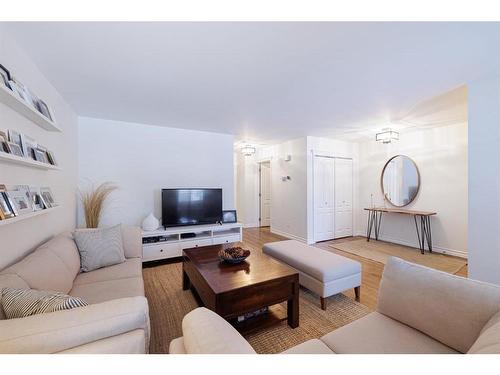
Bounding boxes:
78 117 235 227
0 26 79 270
306 136 359 244
357 123 468 257
468 72 500 283
269 138 309 241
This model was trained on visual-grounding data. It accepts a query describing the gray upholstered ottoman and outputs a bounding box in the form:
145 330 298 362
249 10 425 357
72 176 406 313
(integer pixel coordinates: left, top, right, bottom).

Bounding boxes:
263 240 361 310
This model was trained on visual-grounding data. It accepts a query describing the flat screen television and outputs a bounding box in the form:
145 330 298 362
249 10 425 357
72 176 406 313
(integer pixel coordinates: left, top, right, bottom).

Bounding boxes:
162 188 222 227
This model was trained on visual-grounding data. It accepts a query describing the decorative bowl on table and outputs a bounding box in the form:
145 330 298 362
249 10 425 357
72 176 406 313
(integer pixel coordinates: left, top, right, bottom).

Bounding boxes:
218 247 251 264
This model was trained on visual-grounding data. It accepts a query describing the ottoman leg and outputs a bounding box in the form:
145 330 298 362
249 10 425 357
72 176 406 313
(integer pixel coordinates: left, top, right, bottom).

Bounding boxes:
354 286 360 302
320 297 327 310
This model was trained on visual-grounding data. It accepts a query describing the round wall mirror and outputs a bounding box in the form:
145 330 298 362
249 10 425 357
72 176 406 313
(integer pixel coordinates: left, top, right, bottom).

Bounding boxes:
381 155 420 207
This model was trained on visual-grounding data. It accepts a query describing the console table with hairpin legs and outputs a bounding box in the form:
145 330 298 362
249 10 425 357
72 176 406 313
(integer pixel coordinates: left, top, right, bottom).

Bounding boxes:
364 207 437 254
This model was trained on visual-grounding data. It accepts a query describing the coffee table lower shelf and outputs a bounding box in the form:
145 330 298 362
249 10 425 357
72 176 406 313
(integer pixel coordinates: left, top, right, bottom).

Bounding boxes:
229 304 288 335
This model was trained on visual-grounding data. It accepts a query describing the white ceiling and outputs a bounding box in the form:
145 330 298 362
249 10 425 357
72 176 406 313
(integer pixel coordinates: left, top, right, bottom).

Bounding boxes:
4 22 499 143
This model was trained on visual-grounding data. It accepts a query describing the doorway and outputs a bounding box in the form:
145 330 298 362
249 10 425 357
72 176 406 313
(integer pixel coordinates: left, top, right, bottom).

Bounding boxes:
259 161 271 227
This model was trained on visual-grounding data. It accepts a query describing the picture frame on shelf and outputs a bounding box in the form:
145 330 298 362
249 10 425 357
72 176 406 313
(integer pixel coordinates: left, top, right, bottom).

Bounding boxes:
36 99 54 122
0 131 8 153
0 64 11 91
12 78 38 110
10 78 28 103
26 139 38 160
8 80 25 101
14 185 32 202
8 130 23 153
33 148 48 163
20 134 36 159
26 146 36 160
29 187 47 211
0 193 15 219
0 198 5 220
7 190 33 215
6 142 23 157
0 184 18 217
0 186 16 219
27 88 41 110
40 187 56 208
46 150 57 165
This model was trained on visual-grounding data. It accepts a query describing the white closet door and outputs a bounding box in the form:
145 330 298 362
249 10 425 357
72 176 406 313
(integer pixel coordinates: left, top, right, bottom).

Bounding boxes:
314 156 335 242
334 158 353 238
259 161 271 227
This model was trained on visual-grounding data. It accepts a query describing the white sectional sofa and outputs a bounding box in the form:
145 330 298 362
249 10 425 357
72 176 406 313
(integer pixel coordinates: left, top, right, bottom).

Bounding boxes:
0 226 150 354
170 257 500 354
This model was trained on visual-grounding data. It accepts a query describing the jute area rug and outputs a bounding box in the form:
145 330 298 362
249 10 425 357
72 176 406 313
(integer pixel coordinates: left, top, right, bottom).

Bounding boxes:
329 239 466 274
143 261 370 354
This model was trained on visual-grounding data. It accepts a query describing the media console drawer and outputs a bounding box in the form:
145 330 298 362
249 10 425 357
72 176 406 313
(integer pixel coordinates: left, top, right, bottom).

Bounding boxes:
180 238 213 250
143 243 181 261
212 235 241 245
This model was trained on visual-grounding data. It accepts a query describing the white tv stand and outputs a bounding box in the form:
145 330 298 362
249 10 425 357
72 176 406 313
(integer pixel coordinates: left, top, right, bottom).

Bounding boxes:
141 222 243 262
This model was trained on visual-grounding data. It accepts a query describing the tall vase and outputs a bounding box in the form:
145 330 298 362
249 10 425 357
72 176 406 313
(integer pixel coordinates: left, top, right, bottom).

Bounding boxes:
142 213 160 231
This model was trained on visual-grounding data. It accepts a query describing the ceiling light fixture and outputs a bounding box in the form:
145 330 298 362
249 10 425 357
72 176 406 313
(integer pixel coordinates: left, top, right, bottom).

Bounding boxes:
376 128 399 144
241 144 256 156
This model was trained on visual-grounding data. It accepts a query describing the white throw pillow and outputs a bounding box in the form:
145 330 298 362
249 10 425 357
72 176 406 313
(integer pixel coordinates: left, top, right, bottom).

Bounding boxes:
1 288 88 319
74 224 126 272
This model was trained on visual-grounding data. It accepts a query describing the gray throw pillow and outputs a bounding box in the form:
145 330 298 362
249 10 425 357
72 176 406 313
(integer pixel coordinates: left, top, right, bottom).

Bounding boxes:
1 288 88 319
74 224 126 272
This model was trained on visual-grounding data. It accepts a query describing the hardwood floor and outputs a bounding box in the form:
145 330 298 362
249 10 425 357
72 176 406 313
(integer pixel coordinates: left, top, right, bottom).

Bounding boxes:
243 227 468 311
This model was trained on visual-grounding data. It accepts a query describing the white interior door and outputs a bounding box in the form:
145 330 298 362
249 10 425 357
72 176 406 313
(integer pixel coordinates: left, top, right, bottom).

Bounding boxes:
259 161 271 227
334 158 353 238
314 156 335 242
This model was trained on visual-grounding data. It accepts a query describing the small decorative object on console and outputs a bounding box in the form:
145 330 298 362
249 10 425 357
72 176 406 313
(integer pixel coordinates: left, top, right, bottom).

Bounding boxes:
218 246 250 264
222 210 237 223
142 212 160 231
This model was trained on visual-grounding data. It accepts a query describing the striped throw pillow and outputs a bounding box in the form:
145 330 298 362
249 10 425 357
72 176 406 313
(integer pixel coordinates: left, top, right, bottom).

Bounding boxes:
1 288 88 319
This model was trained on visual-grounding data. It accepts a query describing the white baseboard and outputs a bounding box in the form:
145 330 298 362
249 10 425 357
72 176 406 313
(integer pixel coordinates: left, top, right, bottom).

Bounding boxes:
355 231 468 259
270 228 307 243
243 223 260 228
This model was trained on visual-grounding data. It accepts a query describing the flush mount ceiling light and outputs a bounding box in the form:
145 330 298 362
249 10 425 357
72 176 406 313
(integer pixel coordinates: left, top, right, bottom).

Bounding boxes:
241 144 256 156
376 128 399 144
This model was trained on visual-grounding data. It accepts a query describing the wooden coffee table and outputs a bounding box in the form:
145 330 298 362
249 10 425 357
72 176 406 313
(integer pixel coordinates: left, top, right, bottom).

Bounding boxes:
182 244 299 329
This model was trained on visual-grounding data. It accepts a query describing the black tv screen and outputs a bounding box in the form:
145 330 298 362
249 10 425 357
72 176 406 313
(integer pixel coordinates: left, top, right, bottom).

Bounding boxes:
162 188 222 227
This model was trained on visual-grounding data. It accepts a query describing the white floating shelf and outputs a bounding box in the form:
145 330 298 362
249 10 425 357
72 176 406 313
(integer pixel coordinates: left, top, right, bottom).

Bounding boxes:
0 206 60 227
0 84 61 132
0 151 60 171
